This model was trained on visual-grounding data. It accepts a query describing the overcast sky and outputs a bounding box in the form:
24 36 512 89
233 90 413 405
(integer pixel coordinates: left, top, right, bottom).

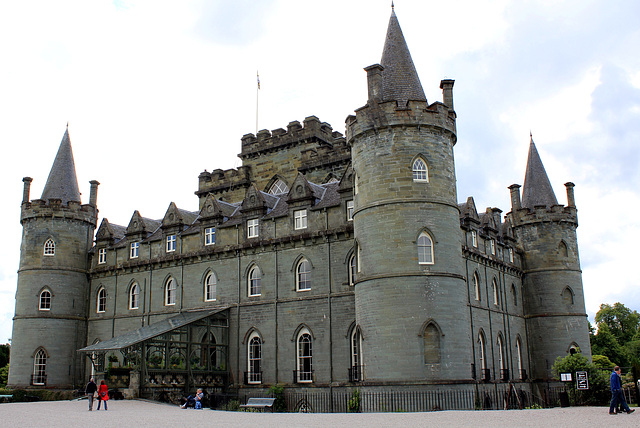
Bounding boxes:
1 0 639 345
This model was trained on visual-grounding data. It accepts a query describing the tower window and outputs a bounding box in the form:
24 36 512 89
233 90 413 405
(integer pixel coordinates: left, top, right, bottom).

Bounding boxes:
294 210 308 230
98 248 106 264
205 272 217 301
205 227 215 246
97 288 106 313
247 219 259 238
423 323 441 364
508 248 514 263
296 259 311 291
39 290 51 311
418 232 434 264
471 231 478 248
473 273 481 301
43 239 55 256
248 266 261 296
492 279 499 305
349 254 356 286
32 348 47 385
129 283 139 310
490 239 496 255
130 242 139 259
166 235 176 253
346 200 354 221
562 287 574 305
412 158 429 182
165 278 176 306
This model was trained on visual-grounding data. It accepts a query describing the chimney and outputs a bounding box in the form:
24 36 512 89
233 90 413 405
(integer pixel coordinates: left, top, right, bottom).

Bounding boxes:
89 180 100 207
22 177 33 204
440 79 455 110
365 64 384 103
509 184 522 211
565 182 575 207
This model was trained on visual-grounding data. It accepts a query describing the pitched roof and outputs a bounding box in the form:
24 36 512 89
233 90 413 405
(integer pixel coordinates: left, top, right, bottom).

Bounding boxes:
521 136 558 209
40 127 81 204
380 8 427 106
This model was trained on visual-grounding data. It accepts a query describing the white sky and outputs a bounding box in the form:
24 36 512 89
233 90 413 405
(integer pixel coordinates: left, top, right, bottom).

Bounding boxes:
1 0 639 345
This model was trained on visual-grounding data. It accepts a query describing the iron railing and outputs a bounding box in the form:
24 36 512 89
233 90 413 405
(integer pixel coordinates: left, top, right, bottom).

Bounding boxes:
500 369 509 381
293 370 314 384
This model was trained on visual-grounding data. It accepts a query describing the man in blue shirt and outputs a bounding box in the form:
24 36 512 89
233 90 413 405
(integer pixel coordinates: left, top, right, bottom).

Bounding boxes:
610 366 635 415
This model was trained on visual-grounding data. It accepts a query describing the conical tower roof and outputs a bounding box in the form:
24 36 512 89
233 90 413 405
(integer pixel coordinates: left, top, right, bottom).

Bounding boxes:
380 7 427 106
41 127 81 204
521 135 558 209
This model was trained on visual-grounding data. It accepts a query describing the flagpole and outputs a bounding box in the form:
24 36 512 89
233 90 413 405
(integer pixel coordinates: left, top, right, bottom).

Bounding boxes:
256 71 260 135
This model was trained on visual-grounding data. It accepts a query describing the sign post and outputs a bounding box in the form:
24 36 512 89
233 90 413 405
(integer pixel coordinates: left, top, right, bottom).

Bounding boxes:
576 371 589 390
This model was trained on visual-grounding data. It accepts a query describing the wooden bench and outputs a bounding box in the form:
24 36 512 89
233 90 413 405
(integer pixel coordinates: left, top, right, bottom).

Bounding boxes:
240 397 276 412
0 395 13 403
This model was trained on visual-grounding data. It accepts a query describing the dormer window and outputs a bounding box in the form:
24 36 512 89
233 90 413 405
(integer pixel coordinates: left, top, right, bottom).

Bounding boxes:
166 235 176 253
294 210 307 230
205 227 215 246
98 248 106 264
471 231 478 248
247 219 259 238
43 239 55 256
130 242 139 259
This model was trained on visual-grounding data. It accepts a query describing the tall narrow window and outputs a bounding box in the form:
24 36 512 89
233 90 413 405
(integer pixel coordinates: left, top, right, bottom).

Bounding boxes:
471 231 478 248
492 279 499 305
166 235 176 253
248 333 262 384
418 232 434 264
508 248 514 263
97 288 106 313
412 158 428 182
165 278 176 306
205 227 215 246
129 283 139 310
511 284 517 307
297 330 313 383
296 259 311 291
205 272 217 301
516 338 524 380
497 335 505 373
562 287 574 305
349 254 356 286
350 328 363 382
473 273 481 301
346 200 354 221
294 210 307 230
423 323 441 364
43 239 55 256
130 242 139 259
478 332 487 372
247 219 259 238
39 290 51 311
32 349 47 385
248 266 261 296
98 248 107 264
558 241 568 258
490 239 496 255
201 333 217 369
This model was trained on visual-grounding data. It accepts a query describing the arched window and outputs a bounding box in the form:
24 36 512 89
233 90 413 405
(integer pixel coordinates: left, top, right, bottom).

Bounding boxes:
418 232 434 264
562 287 574 305
248 266 261 296
473 273 481 301
423 323 441 364
492 279 499 305
33 348 47 385
412 158 428 182
296 259 311 291
129 283 139 310
478 331 488 380
348 254 356 286
297 329 313 383
43 239 55 256
247 332 262 384
165 278 176 306
269 179 288 195
39 290 51 311
205 272 217 301
97 287 106 313
516 338 524 380
497 334 506 380
558 241 568 258
350 327 363 382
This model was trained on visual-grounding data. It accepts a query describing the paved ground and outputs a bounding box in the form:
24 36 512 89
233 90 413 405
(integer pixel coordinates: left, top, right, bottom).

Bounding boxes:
0 399 637 427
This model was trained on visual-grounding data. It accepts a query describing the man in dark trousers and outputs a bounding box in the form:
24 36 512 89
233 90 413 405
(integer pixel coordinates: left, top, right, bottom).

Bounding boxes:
609 366 635 415
85 378 97 411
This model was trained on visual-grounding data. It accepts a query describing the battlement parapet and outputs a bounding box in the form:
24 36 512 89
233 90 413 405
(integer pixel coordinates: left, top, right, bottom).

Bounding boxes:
508 204 578 227
196 165 252 199
240 116 345 159
21 198 98 224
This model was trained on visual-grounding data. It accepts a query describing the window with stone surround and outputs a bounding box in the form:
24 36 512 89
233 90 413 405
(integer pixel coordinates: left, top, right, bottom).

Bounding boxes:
423 323 441 364
32 348 47 385
492 279 499 306
166 234 176 253
347 200 354 221
97 287 106 313
43 239 55 256
129 283 139 310
471 231 478 248
412 158 429 182
297 329 313 383
130 242 139 259
39 289 51 311
205 272 217 301
473 272 481 301
247 332 262 384
418 232 434 264
165 278 176 306
98 248 107 264
349 254 356 286
269 179 288 195
205 227 215 246
248 266 261 296
247 219 259 238
296 259 311 291
294 209 307 230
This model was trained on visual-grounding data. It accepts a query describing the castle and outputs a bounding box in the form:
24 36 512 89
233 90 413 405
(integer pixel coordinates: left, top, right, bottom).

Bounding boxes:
9 8 591 407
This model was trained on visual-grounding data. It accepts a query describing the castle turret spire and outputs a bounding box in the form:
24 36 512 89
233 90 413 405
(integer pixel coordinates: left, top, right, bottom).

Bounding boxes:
380 8 427 106
41 126 81 204
521 134 558 209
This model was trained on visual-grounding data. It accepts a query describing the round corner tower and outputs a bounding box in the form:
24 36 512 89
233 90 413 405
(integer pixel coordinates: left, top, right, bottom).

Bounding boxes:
346 9 471 383
8 128 98 389
506 138 591 382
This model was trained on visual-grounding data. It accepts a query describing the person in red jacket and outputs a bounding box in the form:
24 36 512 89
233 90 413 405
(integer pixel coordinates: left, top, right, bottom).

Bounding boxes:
97 380 109 411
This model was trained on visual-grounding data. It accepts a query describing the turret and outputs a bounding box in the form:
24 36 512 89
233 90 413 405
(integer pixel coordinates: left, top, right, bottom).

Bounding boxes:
8 128 98 389
506 136 590 382
346 8 470 383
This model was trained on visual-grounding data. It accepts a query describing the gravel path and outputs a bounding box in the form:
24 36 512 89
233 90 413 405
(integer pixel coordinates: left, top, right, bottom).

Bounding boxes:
0 399 637 427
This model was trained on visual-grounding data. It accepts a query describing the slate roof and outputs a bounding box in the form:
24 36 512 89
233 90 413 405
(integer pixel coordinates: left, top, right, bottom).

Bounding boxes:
521 136 558 209
380 8 427 106
41 127 82 204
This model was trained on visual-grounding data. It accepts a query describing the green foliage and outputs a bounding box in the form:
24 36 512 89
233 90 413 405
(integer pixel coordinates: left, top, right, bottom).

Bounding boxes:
0 364 8 386
268 383 286 412
591 302 640 368
591 354 614 371
221 399 241 411
0 344 9 368
347 388 361 413
0 388 75 402
595 303 640 344
552 352 610 406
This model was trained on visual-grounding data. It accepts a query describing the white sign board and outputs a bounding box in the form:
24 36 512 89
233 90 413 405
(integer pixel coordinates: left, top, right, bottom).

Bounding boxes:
576 371 589 390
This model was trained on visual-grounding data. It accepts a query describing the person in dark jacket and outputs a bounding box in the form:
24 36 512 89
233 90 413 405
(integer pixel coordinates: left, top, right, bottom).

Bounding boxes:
609 366 635 414
85 378 97 411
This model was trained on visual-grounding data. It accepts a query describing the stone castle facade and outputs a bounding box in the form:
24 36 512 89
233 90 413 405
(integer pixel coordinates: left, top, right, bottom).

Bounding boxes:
9 9 591 403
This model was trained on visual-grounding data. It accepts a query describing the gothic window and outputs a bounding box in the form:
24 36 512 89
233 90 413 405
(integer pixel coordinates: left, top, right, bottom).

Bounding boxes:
43 239 55 256
497 334 506 373
165 278 176 306
247 219 259 238
97 287 106 313
205 272 217 301
471 231 478 248
248 266 261 296
478 331 487 371
423 323 441 364
508 248 514 263
269 179 288 195
511 284 517 307
130 242 139 259
39 290 51 311
129 283 139 310
247 332 262 384
166 234 176 253
418 232 434 264
294 209 308 230
516 338 524 380
558 241 568 258
412 158 428 182
32 348 47 385
562 287 574 305
349 254 356 286
492 279 499 305
98 248 107 264
297 329 313 383
296 259 311 291
346 200 354 221
205 227 215 246
351 327 363 381
473 273 481 301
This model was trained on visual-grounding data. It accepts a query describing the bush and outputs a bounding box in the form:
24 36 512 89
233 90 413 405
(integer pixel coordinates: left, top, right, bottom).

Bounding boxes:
347 389 361 413
268 384 286 412
0 364 8 386
0 388 75 402
551 352 610 406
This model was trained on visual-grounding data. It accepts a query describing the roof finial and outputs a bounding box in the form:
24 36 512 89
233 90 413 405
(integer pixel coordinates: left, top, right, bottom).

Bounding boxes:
391 1 395 10
530 130 533 141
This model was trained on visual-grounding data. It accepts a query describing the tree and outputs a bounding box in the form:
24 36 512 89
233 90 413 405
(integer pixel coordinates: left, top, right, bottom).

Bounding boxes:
0 343 9 368
552 352 609 406
595 303 640 345
591 323 628 367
